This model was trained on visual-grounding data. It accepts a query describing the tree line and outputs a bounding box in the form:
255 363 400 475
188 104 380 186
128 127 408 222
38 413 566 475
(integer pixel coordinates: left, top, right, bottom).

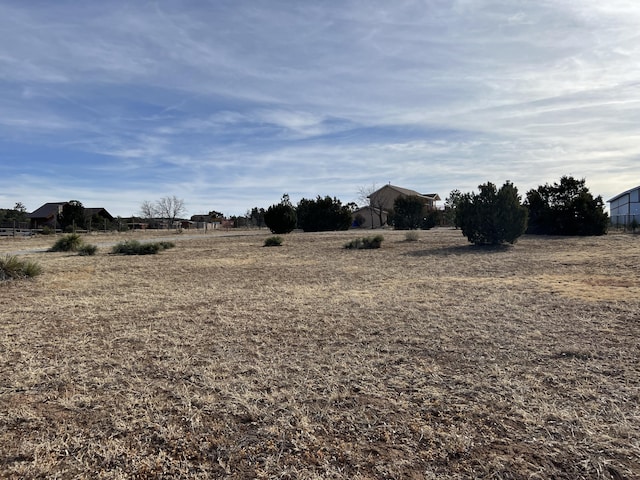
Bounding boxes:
2 176 609 242
448 176 608 245
263 175 608 245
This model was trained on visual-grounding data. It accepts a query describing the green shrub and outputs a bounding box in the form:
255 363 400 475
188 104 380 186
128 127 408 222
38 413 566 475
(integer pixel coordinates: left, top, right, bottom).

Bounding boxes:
264 197 297 234
296 195 352 232
111 240 173 255
264 236 283 247
49 233 84 252
525 176 608 236
77 244 98 256
457 181 528 245
344 235 384 250
0 255 43 281
41 226 54 235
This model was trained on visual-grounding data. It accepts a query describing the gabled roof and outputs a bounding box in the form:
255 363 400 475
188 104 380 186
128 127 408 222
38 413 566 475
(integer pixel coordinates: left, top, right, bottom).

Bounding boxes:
85 208 114 220
29 203 114 220
422 193 441 201
28 202 66 218
353 206 385 215
608 186 640 203
368 184 440 201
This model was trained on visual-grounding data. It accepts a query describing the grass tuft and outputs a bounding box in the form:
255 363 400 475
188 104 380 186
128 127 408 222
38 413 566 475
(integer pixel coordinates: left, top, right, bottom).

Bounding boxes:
49 233 83 252
0 255 43 281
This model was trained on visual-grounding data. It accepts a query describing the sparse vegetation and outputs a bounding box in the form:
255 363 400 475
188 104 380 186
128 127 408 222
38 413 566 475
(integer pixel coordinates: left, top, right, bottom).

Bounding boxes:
1 229 639 478
263 235 283 247
0 255 42 281
48 233 84 252
77 244 98 256
158 241 176 250
344 234 383 249
48 233 99 256
111 239 175 255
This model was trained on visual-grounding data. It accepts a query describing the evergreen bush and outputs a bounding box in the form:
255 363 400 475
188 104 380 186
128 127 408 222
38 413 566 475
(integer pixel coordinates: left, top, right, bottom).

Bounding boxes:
457 181 528 245
264 195 297 234
525 176 608 236
111 240 173 255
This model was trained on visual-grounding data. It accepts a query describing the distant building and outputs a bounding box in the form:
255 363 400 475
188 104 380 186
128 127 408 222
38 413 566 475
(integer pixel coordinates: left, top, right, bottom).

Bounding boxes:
190 214 222 230
27 202 66 229
354 184 440 229
28 202 113 229
608 186 640 226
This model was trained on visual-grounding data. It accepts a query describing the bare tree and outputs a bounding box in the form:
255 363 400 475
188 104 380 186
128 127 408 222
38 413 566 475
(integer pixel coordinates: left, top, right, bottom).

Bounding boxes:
139 200 157 219
155 196 186 228
357 184 386 228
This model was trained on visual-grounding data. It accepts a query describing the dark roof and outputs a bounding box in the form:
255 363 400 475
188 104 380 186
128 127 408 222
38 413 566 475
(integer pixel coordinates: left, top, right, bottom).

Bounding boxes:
85 208 114 220
608 186 640 203
28 202 66 219
29 203 114 220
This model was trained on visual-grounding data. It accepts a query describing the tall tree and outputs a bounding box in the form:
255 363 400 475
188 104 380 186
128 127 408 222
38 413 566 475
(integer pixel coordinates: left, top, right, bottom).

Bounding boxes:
296 196 352 232
247 207 265 228
457 181 528 245
390 195 425 230
60 200 86 231
358 184 386 228
444 189 464 228
264 194 297 234
139 200 157 219
525 176 608 236
155 196 186 228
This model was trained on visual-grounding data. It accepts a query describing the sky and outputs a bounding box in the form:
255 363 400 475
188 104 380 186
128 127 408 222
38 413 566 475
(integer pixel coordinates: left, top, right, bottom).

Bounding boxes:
1 0 639 217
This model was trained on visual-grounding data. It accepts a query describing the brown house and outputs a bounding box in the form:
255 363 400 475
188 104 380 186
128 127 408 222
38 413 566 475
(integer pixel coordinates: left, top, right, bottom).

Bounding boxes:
354 184 440 229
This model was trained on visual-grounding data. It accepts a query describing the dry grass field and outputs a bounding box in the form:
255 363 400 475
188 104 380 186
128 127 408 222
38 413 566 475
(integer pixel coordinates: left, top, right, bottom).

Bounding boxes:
1 228 639 479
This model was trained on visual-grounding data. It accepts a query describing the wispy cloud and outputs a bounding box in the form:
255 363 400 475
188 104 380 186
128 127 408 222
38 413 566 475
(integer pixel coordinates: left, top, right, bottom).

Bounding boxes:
1 0 639 216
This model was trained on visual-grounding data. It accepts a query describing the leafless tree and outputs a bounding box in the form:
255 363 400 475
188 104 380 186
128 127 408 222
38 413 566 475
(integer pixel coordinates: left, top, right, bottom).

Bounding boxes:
357 183 385 228
139 200 157 219
155 196 186 228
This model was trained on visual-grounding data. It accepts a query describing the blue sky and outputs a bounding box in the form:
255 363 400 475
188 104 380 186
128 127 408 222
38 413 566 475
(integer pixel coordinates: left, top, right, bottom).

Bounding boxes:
1 1 638 217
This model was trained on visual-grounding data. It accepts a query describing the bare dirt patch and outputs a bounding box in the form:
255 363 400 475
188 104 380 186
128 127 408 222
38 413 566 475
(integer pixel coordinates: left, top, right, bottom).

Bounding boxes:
1 229 638 478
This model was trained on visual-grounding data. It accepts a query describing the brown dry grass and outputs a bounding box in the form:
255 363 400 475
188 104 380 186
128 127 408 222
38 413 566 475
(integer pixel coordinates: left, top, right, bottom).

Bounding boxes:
1 228 639 479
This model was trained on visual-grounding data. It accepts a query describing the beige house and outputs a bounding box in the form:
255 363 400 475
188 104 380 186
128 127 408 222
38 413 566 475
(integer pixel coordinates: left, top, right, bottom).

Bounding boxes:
353 184 440 229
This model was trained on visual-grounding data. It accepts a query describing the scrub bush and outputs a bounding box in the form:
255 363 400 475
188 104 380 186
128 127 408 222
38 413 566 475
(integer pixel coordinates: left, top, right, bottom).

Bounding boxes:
0 255 42 281
344 235 384 249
